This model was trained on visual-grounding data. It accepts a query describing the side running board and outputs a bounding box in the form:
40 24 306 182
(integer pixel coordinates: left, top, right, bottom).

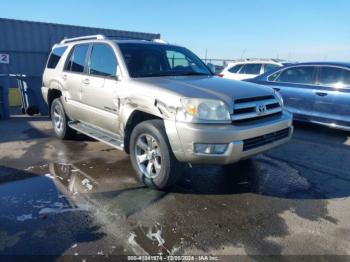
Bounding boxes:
68 121 124 150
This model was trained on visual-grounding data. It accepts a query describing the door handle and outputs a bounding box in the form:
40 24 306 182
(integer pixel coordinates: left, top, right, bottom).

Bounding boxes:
315 92 328 97
82 79 90 85
62 74 67 80
273 87 280 91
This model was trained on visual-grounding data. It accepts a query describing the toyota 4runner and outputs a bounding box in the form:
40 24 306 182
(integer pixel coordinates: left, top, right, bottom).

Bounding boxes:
42 35 293 189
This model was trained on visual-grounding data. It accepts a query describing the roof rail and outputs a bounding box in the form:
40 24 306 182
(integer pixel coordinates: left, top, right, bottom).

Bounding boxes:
60 34 107 44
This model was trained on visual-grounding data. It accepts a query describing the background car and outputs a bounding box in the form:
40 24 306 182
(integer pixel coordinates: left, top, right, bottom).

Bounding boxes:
246 62 350 131
218 59 290 80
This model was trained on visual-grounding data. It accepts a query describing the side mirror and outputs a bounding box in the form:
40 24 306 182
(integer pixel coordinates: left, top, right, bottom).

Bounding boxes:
207 63 216 74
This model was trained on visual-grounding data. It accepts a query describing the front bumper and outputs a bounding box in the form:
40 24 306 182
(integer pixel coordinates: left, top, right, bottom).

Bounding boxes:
165 111 293 165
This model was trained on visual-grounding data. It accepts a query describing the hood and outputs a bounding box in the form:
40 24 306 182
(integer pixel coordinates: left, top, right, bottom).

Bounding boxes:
132 75 275 107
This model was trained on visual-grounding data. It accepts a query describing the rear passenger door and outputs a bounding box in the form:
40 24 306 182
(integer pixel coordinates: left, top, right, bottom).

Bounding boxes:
62 43 90 120
314 66 350 125
81 43 120 133
266 66 317 119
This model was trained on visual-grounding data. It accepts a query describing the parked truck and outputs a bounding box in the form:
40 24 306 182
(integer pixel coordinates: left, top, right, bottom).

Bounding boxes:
42 35 293 189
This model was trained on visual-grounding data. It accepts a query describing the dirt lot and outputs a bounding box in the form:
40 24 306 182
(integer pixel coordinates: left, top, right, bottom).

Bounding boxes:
0 116 349 260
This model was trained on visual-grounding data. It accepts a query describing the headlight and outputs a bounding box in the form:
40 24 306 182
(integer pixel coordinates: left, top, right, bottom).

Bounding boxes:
177 98 231 122
274 90 284 106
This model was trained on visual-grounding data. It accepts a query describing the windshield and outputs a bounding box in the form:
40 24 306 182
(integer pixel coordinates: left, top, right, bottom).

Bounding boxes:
118 43 212 78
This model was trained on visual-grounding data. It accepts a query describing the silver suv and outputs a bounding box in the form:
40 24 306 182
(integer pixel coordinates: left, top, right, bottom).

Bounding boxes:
42 35 293 189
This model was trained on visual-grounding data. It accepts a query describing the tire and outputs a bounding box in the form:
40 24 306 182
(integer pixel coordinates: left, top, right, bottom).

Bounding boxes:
129 119 181 189
51 98 76 140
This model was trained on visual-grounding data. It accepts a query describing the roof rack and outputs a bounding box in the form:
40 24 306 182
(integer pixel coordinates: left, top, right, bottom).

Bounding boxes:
232 58 288 63
152 39 168 44
59 34 107 44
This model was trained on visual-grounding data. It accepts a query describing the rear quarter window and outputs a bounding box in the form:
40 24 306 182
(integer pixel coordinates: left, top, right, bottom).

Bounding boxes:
47 46 68 69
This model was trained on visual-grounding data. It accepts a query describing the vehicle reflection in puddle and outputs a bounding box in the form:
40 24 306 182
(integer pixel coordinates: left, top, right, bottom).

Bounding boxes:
41 162 173 255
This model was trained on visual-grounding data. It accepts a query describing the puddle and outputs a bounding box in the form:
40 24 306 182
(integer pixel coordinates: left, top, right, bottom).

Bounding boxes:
175 155 314 199
253 155 311 198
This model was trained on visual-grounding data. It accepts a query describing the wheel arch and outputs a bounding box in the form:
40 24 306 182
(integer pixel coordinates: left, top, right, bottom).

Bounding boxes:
123 110 162 154
47 89 62 118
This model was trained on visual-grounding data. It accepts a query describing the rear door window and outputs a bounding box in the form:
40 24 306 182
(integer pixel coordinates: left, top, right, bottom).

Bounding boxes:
88 44 117 77
276 66 316 84
318 67 350 87
240 64 262 75
65 44 90 73
47 46 67 69
228 64 243 73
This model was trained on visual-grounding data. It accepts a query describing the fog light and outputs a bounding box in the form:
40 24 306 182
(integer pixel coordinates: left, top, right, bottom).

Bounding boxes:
194 143 228 154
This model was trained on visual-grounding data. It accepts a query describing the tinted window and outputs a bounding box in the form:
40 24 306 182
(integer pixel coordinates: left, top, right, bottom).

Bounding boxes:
276 66 315 84
166 50 189 68
118 43 211 78
268 71 281 81
88 44 117 77
65 44 89 73
241 64 262 75
228 64 243 73
47 46 67 69
318 67 350 87
264 64 280 73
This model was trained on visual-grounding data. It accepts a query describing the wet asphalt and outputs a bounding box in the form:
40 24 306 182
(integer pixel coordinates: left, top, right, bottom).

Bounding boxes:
0 116 350 260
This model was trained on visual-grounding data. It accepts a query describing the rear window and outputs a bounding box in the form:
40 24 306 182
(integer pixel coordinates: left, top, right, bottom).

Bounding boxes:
47 46 67 69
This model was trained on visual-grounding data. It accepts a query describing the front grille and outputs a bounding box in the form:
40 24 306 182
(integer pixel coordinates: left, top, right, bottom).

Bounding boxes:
235 95 274 103
234 112 282 124
232 95 282 123
243 128 291 151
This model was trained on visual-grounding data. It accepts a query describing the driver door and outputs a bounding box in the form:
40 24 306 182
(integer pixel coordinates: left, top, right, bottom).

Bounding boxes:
80 43 121 134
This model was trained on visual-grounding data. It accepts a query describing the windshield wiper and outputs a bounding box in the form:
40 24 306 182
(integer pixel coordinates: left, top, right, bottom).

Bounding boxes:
176 72 210 76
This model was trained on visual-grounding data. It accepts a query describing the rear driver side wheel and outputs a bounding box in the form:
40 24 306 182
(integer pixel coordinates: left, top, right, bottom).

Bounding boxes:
51 98 76 140
129 119 181 189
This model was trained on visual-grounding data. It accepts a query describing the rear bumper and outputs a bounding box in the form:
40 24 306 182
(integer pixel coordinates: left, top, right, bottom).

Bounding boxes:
165 111 293 164
41 86 49 104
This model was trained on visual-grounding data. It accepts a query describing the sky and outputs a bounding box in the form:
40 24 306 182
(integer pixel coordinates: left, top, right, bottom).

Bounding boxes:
2 0 350 61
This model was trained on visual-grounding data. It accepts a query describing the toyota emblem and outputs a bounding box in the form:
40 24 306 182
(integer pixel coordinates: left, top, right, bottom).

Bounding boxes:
256 104 267 114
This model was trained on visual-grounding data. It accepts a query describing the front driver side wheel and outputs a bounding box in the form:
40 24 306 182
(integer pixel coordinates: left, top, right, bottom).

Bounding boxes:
129 119 181 189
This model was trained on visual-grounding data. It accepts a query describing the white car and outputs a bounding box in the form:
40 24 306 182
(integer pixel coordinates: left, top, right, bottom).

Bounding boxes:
218 60 285 81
